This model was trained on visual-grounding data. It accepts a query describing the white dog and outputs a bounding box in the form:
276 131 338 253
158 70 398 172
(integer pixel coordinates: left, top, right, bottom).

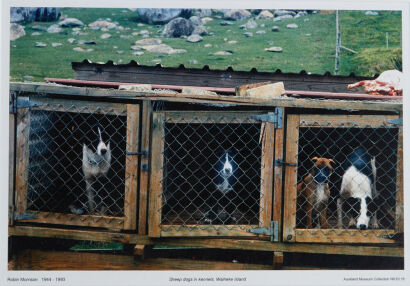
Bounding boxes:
337 149 378 230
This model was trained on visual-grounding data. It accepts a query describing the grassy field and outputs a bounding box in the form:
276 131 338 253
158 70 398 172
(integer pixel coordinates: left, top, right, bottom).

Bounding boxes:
10 9 402 82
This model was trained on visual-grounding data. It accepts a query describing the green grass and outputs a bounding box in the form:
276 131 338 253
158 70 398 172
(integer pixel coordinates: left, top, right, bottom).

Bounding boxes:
10 9 402 82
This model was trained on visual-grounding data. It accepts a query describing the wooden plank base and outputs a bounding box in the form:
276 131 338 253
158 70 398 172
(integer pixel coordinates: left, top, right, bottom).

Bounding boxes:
273 252 284 270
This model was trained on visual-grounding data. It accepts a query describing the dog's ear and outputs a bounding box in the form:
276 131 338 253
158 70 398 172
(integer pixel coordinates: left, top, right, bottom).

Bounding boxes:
311 157 318 162
329 159 336 166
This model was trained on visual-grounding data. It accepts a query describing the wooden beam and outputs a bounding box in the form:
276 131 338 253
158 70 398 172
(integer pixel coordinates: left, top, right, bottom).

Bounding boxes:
8 225 150 245
235 81 271 96
123 104 140 230
155 238 403 257
9 113 16 226
273 127 284 241
273 252 284 269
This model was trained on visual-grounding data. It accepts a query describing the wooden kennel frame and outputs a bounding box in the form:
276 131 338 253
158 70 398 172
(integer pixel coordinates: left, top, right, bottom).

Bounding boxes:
8 81 404 260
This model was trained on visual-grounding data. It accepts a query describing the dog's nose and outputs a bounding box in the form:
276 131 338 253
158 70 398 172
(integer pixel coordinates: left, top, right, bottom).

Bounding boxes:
101 149 107 155
359 224 367 230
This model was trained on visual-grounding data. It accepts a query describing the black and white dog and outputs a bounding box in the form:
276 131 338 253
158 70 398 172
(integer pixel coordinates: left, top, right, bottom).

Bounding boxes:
337 148 378 230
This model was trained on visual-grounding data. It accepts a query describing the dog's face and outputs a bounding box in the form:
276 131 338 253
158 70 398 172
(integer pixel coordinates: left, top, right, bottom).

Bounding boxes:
311 157 335 183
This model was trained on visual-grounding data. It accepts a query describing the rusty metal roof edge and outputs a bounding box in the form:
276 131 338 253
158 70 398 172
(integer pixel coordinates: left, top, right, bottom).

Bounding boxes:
71 59 377 80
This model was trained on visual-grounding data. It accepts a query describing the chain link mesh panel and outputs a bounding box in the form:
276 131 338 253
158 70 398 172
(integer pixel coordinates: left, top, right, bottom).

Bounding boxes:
296 121 399 237
159 114 264 231
23 102 128 217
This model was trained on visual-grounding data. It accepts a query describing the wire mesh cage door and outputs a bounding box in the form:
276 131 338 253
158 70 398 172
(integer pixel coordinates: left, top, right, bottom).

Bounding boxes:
14 96 140 230
283 114 403 244
149 111 276 237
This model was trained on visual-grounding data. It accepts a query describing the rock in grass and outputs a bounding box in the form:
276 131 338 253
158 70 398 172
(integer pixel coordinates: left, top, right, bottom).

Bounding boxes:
256 30 266 34
89 20 117 30
220 21 233 26
192 25 208 36
47 24 63 33
244 19 258 29
257 10 274 19
31 25 48 31
73 47 93 52
51 42 62 47
243 32 253 37
265 46 283 52
67 38 76 43
188 59 198 64
100 33 111 39
228 40 237 44
35 42 47 47
10 23 26 41
59 18 84 27
134 38 162 47
201 17 213 24
273 14 293 21
132 51 144 56
212 50 233 56
31 32 41 36
286 23 298 29
272 26 280 32
162 17 194 38
365 10 379 16
224 9 251 21
187 34 203 43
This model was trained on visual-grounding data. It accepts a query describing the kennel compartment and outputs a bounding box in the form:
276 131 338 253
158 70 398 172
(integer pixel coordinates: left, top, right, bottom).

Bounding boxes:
283 114 403 244
14 97 140 230
149 111 279 237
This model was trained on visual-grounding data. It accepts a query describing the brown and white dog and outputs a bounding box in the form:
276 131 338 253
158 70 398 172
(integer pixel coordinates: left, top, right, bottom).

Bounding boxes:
297 157 335 229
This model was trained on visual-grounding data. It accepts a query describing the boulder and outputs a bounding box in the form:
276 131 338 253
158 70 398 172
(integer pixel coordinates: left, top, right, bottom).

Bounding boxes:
244 19 258 29
10 24 25 41
189 16 202 27
250 9 263 15
135 38 162 46
162 17 194 38
265 46 283 52
51 42 62 47
47 24 63 33
137 8 192 24
286 23 298 29
272 26 280 32
31 32 41 36
100 33 111 39
187 34 203 43
201 17 213 24
274 10 296 17
257 10 274 19
89 20 117 30
11 7 60 23
243 32 253 37
212 50 233 56
273 14 293 21
35 42 47 47
220 21 233 26
224 9 251 20
256 30 266 34
59 18 84 27
365 11 379 16
192 25 208 36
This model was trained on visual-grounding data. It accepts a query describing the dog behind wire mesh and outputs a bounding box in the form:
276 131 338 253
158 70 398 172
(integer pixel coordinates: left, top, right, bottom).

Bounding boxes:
69 127 111 215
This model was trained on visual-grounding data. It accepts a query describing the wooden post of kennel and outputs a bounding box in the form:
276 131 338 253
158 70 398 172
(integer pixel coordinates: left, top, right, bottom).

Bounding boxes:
259 122 275 230
14 107 31 220
273 251 284 269
9 111 16 226
124 104 140 230
138 101 152 235
273 126 285 241
148 112 165 237
283 115 299 243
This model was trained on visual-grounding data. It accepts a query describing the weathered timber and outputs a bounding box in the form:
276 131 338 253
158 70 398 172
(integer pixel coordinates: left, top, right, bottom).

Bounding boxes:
235 81 271 96
160 225 258 237
124 104 140 230
273 252 284 269
245 82 285 98
10 83 402 113
294 229 397 244
9 226 403 257
299 114 400 128
273 127 284 240
283 115 299 242
395 117 403 233
259 122 274 230
9 113 16 226
148 113 164 237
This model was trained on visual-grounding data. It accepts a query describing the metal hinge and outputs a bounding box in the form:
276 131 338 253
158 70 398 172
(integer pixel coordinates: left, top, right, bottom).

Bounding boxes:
275 158 297 167
386 118 402 126
252 107 283 129
9 93 42 114
247 221 279 242
126 150 149 157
